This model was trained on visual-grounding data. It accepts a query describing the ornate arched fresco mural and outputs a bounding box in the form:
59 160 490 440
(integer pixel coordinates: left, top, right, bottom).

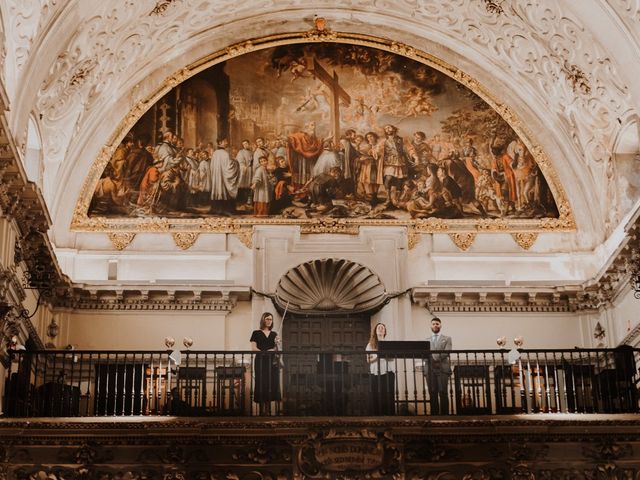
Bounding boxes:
73 33 574 234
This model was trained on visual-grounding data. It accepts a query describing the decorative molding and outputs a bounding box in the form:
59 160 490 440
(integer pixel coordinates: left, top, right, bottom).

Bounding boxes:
107 232 135 251
150 0 181 16
481 0 505 15
563 62 592 96
449 233 476 251
414 217 449 233
407 230 421 250
303 16 338 42
172 232 198 250
299 218 360 235
0 417 640 480
512 232 538 250
297 429 400 478
233 228 253 249
274 258 386 314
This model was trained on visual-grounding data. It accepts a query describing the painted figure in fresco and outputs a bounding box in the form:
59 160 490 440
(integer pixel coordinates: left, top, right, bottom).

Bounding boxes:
236 139 254 207
302 166 342 212
252 137 271 174
155 160 188 213
271 138 287 161
340 128 359 189
271 156 294 214
490 137 518 215
437 166 464 213
443 151 487 217
136 157 163 213
356 131 383 204
312 140 340 178
429 134 445 165
288 121 324 186
461 138 481 184
251 155 275 216
407 131 433 177
179 147 198 207
475 168 504 216
379 124 409 207
406 173 459 219
196 150 212 205
90 164 127 214
110 136 134 187
154 131 179 173
210 138 239 215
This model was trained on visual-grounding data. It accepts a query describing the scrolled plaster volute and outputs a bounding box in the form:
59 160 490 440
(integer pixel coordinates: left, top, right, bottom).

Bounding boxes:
1 0 639 259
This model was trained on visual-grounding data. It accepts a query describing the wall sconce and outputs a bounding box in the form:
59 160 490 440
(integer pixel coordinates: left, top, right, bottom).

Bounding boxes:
513 336 524 348
183 337 194 349
47 318 59 339
164 337 175 349
496 336 507 348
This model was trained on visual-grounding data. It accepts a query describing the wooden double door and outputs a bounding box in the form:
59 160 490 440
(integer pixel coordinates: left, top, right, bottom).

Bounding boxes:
282 315 371 415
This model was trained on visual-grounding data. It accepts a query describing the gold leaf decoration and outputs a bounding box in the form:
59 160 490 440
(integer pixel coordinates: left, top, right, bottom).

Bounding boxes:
108 232 135 250
300 218 359 235
476 219 508 231
233 228 253 249
512 232 538 250
390 42 417 58
407 230 421 250
226 41 254 58
200 217 234 231
449 233 476 251
304 17 338 41
172 232 199 250
414 217 449 233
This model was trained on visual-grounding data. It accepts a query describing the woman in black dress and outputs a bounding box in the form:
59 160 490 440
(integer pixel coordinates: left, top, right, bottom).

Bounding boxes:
250 312 281 414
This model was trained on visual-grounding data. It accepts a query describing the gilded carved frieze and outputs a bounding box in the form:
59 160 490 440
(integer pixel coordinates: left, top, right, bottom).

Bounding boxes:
71 31 575 236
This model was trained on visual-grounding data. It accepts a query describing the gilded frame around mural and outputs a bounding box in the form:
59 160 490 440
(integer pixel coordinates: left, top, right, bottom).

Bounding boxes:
71 29 575 236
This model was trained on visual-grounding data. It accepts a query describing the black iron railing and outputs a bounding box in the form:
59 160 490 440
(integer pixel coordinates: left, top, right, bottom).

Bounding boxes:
3 347 638 417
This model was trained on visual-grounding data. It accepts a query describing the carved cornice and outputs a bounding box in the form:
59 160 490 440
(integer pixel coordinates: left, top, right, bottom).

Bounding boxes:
412 287 579 313
56 285 250 312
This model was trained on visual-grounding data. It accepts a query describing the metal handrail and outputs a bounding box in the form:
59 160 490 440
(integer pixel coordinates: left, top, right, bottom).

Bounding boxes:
3 347 638 418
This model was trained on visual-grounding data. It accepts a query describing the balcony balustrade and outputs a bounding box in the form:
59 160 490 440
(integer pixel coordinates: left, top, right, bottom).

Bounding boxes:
3 347 638 417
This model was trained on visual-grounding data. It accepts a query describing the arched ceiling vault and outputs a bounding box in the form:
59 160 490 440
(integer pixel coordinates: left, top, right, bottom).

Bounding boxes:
1 1 639 251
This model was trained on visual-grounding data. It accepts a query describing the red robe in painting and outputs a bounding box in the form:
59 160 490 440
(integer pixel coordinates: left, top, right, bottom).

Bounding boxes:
288 131 323 186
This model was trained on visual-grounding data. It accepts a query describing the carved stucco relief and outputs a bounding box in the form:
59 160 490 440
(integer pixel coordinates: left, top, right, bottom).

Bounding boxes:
0 0 632 235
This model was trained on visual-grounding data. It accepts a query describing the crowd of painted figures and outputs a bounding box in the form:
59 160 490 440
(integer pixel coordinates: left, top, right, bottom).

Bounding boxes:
90 122 555 219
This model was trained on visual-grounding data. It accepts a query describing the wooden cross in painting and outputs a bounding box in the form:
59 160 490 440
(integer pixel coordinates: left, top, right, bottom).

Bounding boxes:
312 59 352 147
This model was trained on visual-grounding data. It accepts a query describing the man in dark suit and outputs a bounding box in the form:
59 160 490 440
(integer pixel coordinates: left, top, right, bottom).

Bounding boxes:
425 317 452 415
